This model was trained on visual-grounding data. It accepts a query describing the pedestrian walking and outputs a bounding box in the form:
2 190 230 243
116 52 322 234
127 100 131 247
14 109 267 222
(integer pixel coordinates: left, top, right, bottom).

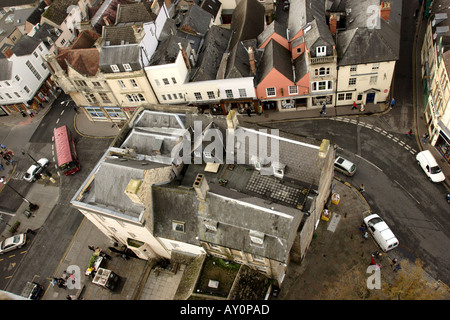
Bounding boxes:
391 258 398 266
390 98 395 109
359 224 366 233
352 101 357 110
407 129 413 139
360 102 365 112
370 257 376 265
320 104 326 117
363 231 368 239
20 110 26 117
359 184 365 193
422 133 429 143
246 107 251 117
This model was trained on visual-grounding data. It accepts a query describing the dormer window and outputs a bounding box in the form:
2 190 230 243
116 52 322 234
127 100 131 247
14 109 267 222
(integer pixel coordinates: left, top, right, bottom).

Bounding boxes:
316 46 326 57
111 64 120 72
249 230 264 247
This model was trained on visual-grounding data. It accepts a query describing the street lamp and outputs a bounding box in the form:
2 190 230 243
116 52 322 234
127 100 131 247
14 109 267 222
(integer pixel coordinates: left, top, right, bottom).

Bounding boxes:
0 177 39 211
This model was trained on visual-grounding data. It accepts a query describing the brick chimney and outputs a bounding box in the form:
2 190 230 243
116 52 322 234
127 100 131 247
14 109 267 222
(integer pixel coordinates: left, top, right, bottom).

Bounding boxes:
178 42 191 70
379 1 391 22
248 46 256 75
329 13 337 35
3 48 13 59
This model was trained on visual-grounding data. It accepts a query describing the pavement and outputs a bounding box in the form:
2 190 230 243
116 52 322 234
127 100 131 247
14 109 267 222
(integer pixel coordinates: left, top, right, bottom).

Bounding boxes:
0 88 449 300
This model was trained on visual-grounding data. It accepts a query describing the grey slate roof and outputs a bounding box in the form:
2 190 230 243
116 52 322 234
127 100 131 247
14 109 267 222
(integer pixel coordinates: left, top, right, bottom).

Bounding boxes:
115 2 156 24
191 25 232 81
103 25 138 46
287 0 326 39
257 20 287 48
99 44 141 72
304 18 335 58
294 51 308 83
11 35 40 56
31 23 61 49
150 34 191 66
257 39 294 85
336 0 402 65
179 4 213 36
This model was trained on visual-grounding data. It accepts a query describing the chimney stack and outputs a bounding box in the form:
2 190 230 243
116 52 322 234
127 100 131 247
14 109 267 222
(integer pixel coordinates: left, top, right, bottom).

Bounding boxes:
193 174 209 201
379 1 391 22
178 42 191 70
329 14 337 35
248 47 256 75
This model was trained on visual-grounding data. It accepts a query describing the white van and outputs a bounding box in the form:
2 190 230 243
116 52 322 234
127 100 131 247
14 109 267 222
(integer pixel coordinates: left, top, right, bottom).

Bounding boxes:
363 214 399 252
416 150 445 183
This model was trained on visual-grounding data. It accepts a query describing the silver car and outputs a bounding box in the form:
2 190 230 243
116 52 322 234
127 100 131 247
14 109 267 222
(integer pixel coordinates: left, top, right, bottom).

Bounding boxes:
334 156 356 176
0 233 27 254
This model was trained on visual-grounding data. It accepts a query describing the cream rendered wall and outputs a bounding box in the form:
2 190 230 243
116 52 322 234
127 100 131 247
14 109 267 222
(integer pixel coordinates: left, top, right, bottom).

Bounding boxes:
145 51 190 104
80 209 171 260
336 61 396 106
105 70 158 107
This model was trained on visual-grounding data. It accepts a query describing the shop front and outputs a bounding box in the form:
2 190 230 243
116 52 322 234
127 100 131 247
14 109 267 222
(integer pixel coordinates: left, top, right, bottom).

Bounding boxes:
434 123 450 164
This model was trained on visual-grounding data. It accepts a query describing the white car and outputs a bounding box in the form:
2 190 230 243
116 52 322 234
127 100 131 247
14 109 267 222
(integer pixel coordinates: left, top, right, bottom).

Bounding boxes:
363 214 399 252
416 150 445 183
0 233 27 254
23 158 49 182
334 156 356 176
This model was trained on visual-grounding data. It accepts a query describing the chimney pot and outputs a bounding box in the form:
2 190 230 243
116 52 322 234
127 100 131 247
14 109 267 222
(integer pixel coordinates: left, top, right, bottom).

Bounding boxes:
329 14 337 35
379 1 391 22
248 47 256 75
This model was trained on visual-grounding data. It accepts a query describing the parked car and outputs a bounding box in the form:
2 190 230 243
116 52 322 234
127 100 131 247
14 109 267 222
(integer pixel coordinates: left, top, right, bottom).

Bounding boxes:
23 158 49 182
363 214 399 252
20 281 43 300
0 233 26 254
416 150 445 183
334 156 356 176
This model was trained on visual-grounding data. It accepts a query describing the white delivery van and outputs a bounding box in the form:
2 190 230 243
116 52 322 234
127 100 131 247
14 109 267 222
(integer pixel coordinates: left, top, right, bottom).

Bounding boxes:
363 214 399 252
416 150 445 183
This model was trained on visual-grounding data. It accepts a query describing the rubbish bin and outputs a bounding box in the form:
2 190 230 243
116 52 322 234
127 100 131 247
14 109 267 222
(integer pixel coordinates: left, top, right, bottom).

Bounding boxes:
331 193 340 205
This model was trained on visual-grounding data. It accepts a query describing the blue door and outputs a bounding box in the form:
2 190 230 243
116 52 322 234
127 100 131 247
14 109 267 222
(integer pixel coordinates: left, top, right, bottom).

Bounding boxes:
366 93 375 104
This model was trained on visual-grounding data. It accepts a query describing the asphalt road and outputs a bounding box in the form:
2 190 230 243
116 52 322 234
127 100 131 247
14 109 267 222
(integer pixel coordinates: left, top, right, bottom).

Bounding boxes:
0 96 113 294
266 116 450 285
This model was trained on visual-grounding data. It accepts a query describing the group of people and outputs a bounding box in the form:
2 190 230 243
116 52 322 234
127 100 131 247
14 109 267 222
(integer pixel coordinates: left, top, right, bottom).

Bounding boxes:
0 144 14 171
50 270 76 289
351 101 365 112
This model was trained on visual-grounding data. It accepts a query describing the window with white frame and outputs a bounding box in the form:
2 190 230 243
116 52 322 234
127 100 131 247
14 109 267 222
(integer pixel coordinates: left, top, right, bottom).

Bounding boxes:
130 79 138 88
14 75 20 82
123 64 132 71
92 81 102 87
238 88 247 97
104 107 126 119
85 93 97 104
99 93 111 103
225 89 233 98
207 91 215 99
86 107 106 119
369 76 378 84
345 93 352 100
372 63 380 70
163 78 169 85
171 77 177 84
111 64 119 72
194 92 202 100
155 79 161 87
266 87 276 97
350 65 357 72
312 80 332 91
118 80 126 88
348 78 356 86
316 46 326 57
74 80 87 87
289 86 298 95
24 86 30 93
338 93 345 101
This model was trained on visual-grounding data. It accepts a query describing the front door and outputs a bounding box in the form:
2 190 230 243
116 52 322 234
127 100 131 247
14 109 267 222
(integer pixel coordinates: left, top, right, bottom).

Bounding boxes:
366 92 375 104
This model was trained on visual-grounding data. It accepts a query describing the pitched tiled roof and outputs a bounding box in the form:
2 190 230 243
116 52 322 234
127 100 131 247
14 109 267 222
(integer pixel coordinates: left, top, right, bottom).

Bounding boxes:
41 0 79 26
115 2 156 24
66 48 100 76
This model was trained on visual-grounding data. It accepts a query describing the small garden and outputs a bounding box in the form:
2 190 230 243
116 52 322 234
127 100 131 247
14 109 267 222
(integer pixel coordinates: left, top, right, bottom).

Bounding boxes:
193 256 240 298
